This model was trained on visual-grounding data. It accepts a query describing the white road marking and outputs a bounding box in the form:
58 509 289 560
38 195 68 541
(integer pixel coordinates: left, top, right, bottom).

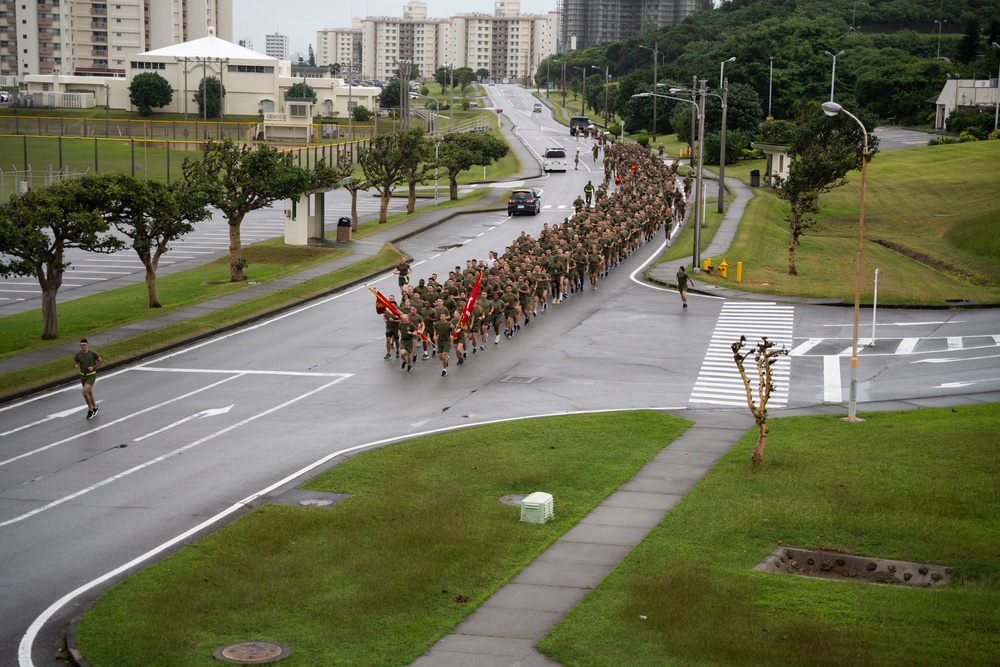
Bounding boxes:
0 405 89 437
1 378 347 528
947 337 962 350
824 355 842 403
0 375 241 468
132 405 234 442
894 338 919 354
912 353 1000 364
133 368 352 377
790 338 823 356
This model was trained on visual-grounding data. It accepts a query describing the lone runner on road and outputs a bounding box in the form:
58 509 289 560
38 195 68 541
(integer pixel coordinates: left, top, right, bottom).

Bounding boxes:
676 266 692 309
73 339 102 420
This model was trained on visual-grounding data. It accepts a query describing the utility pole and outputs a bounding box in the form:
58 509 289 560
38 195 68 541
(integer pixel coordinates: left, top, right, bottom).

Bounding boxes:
718 77 729 214
638 41 659 140
689 75 697 168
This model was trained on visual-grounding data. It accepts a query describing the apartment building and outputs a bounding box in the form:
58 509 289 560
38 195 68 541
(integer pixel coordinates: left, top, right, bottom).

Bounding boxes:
316 22 361 69
0 0 231 79
561 0 699 51
451 10 557 83
264 32 289 60
360 11 449 82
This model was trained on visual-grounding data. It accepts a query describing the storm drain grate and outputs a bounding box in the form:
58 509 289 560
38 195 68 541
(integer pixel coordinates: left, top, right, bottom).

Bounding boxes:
500 376 538 384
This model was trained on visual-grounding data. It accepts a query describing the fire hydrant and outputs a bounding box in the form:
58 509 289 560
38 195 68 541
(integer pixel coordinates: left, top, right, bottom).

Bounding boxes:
719 259 728 279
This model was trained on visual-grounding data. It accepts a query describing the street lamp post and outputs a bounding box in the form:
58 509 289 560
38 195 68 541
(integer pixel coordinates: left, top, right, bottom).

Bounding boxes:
824 50 846 102
347 61 359 141
413 93 440 203
993 42 1000 131
717 56 735 215
572 66 587 117
934 20 948 59
638 42 660 140
822 101 868 422
633 84 707 272
768 56 774 118
592 64 610 127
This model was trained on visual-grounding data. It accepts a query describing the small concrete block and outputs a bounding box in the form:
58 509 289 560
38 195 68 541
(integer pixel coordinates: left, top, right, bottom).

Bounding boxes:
601 490 683 511
433 634 537 658
481 582 589 613
536 541 631 566
560 523 649 547
512 560 614 588
454 606 563 639
619 475 698 495
579 505 665 529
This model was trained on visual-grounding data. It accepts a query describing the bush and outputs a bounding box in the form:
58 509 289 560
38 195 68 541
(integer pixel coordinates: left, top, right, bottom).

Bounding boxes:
461 99 471 110
635 134 650 147
351 105 372 122
609 122 623 136
928 136 957 145
702 129 754 166
959 130 981 142
420 86 429 96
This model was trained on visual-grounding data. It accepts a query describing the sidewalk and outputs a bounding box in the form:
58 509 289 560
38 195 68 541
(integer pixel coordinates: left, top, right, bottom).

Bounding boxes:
411 409 755 667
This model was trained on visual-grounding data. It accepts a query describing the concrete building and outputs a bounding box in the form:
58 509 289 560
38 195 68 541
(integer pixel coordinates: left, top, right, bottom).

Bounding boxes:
0 0 232 79
561 0 699 51
21 32 380 123
316 24 362 69
264 32 290 60
361 8 450 81
451 12 556 83
933 77 1000 130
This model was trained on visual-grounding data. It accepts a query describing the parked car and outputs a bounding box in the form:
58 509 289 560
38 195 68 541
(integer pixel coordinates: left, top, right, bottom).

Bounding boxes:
0 91 10 104
508 189 541 216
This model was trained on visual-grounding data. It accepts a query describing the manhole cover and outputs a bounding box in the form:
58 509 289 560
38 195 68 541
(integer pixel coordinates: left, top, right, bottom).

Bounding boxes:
500 376 538 384
214 641 290 664
499 494 529 506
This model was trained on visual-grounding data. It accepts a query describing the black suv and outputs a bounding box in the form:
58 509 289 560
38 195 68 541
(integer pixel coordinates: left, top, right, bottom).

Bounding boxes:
508 189 541 216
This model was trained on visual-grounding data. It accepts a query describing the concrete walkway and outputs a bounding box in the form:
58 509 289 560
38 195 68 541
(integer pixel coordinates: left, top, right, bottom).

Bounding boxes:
647 173 754 289
411 410 754 667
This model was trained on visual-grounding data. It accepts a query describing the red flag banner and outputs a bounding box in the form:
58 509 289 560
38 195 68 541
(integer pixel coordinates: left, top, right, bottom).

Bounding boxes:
455 271 483 339
368 286 402 318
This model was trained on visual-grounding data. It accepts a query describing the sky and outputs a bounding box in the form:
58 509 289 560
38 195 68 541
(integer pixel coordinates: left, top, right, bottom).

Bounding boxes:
232 0 559 59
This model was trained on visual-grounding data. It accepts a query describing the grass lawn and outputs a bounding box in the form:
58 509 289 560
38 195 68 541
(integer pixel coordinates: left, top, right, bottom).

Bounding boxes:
538 403 1000 667
688 141 1000 305
0 243 403 397
75 411 691 667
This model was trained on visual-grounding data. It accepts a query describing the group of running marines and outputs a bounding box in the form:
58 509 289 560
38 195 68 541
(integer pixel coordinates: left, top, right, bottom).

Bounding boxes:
380 140 690 377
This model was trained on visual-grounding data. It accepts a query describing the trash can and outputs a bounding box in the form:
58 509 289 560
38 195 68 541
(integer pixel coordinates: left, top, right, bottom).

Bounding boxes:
336 216 352 243
750 169 760 187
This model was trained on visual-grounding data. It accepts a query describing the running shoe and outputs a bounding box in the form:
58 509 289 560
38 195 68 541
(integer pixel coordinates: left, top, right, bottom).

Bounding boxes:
86 409 94 420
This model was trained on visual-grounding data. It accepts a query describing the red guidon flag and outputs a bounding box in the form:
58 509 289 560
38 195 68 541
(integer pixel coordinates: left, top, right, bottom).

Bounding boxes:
455 271 483 338
368 286 402 318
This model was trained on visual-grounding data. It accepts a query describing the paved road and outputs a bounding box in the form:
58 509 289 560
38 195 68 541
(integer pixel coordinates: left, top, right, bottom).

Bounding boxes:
2 89 998 666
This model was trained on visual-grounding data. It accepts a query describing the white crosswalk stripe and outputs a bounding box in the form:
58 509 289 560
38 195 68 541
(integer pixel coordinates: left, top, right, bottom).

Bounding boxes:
690 302 794 408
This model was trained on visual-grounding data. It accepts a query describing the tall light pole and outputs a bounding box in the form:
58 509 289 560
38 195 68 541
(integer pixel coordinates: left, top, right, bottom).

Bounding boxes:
413 93 440 203
592 64 610 126
993 42 1000 131
638 42 660 140
824 50 845 102
347 61 359 141
634 85 707 272
768 56 774 119
717 57 735 214
718 78 730 214
572 65 587 116
822 101 868 422
934 19 948 59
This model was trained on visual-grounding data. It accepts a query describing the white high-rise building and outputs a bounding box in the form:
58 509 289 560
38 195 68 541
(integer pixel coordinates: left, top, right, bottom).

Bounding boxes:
0 0 232 79
265 33 291 60
316 23 362 69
